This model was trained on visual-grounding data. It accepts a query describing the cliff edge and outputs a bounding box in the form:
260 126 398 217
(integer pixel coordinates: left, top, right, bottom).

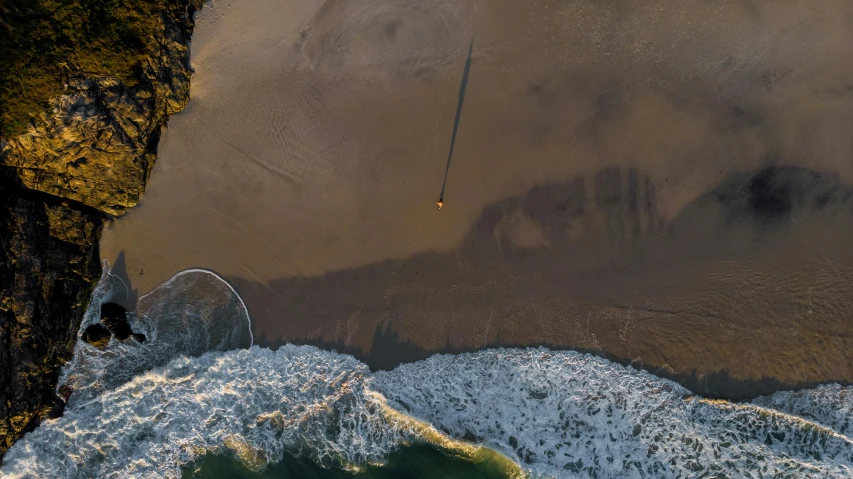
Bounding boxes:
0 0 205 458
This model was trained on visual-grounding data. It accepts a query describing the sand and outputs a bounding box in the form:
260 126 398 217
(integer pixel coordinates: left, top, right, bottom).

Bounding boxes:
102 0 853 398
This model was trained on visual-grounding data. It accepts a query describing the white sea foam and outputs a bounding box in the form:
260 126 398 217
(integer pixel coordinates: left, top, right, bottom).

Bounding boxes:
376 350 853 478
60 265 253 405
752 384 853 438
2 346 407 478
3 270 853 478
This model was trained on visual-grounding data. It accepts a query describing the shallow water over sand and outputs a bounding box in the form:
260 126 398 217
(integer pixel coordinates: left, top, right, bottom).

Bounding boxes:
184 447 514 479
101 0 853 392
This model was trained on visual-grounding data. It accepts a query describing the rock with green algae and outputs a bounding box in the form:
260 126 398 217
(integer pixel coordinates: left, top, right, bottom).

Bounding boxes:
0 0 206 461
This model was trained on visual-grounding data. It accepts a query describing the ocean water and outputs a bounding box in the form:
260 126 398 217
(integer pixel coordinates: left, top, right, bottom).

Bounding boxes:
184 445 512 479
2 268 853 478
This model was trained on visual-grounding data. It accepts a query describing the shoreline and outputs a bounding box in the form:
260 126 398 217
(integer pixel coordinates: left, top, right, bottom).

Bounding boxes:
8 331 853 477
271 336 851 403
104 165 853 403
107 254 851 402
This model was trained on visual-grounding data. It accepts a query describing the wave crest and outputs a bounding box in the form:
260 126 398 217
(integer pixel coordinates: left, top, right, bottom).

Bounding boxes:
4 269 853 479
4 346 408 478
374 349 853 478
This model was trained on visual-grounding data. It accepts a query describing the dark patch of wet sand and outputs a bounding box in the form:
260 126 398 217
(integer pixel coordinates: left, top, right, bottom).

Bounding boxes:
239 166 853 400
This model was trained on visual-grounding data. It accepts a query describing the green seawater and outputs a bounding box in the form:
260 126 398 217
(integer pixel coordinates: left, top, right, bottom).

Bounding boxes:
183 445 516 479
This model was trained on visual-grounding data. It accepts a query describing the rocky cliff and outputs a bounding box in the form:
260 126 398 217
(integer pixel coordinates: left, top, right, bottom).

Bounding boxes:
0 0 204 459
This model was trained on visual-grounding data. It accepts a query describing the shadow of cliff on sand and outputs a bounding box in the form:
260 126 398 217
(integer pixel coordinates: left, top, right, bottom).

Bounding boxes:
237 165 853 401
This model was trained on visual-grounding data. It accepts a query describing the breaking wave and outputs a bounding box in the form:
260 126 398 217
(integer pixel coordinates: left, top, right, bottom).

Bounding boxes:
376 351 853 478
3 270 853 478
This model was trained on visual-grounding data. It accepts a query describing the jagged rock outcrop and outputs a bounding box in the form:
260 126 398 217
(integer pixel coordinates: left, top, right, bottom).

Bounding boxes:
0 3 200 215
0 171 102 457
0 0 205 460
80 302 142 349
99 303 132 340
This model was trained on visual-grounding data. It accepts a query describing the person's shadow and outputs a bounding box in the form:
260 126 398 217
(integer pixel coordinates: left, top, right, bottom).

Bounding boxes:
109 251 138 309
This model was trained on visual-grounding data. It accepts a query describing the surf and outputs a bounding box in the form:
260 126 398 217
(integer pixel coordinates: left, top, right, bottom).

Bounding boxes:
3 268 853 478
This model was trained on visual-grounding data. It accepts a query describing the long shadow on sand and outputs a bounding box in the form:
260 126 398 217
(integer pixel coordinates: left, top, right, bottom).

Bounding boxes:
438 39 474 204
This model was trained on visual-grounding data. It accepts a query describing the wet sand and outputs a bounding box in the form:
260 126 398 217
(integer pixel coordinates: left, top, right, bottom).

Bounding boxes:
103 0 853 398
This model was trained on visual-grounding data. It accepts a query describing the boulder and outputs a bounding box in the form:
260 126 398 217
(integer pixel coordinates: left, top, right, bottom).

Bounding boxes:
81 324 111 349
100 302 131 341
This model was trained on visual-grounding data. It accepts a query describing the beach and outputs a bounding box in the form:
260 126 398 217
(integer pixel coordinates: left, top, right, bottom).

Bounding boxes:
100 0 853 397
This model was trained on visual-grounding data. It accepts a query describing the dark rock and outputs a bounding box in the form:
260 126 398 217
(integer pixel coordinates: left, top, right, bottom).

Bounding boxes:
81 324 111 349
0 0 207 461
0 170 102 458
46 385 75 421
0 0 208 216
131 333 147 343
100 302 131 340
57 384 73 402
45 393 67 420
